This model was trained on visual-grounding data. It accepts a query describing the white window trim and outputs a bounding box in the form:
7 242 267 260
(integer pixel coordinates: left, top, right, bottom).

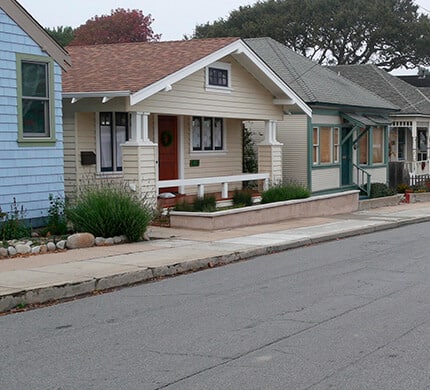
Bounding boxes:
190 117 227 153
205 61 232 93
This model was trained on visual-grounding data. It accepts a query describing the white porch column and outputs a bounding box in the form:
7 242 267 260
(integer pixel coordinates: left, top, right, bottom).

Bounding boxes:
412 121 417 163
258 120 283 185
121 112 158 207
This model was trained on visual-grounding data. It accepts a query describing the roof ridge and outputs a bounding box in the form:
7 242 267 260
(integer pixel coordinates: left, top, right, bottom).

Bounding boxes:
266 38 318 102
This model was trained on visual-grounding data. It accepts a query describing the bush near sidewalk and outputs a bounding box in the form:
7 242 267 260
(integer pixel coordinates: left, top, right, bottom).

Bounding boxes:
67 182 153 242
261 182 310 204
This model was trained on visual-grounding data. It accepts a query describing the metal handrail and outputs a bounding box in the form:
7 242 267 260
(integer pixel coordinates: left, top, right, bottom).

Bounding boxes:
353 164 371 196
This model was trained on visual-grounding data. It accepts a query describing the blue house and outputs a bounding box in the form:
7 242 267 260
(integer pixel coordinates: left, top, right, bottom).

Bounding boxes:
0 0 71 225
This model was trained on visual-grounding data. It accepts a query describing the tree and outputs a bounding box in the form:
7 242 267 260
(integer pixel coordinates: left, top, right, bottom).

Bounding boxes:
70 8 161 45
193 0 430 71
45 26 74 47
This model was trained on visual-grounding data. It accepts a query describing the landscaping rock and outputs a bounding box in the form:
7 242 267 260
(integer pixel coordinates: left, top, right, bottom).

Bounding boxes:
32 246 41 255
113 236 122 244
143 232 150 241
56 240 66 250
104 238 114 246
66 233 95 249
47 242 56 251
31 232 40 238
0 247 8 258
40 245 48 254
95 237 106 246
7 247 17 256
15 244 31 255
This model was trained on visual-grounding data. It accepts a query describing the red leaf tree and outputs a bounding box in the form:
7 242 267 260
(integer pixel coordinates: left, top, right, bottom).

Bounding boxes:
70 8 161 45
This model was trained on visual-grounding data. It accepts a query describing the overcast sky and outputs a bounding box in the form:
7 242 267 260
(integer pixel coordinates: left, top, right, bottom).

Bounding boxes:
19 0 430 41
18 0 430 74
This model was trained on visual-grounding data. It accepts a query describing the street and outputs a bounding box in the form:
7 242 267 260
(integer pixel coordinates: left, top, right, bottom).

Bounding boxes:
1 222 430 389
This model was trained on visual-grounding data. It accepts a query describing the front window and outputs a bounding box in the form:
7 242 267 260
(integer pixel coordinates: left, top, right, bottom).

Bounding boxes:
17 54 55 144
99 112 129 172
418 128 427 161
372 126 383 164
398 128 406 160
313 126 340 165
206 61 231 91
192 117 224 151
359 129 369 165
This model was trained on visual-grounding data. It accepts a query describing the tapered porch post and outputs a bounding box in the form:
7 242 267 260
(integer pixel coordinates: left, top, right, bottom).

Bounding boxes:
121 112 158 207
257 120 283 185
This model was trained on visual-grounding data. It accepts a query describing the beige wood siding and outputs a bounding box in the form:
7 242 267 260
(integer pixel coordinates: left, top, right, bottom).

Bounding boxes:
278 115 308 186
312 168 340 191
129 56 283 121
313 114 342 124
63 110 77 199
181 117 243 195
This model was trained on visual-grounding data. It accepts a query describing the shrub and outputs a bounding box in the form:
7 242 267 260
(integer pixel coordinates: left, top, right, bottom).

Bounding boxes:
232 189 253 207
261 182 310 204
369 183 396 198
42 194 68 236
173 200 194 212
397 183 411 194
67 182 153 242
192 195 217 212
0 198 31 240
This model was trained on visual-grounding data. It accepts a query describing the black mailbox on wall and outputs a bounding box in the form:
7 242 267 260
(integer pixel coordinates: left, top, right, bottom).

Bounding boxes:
81 151 96 165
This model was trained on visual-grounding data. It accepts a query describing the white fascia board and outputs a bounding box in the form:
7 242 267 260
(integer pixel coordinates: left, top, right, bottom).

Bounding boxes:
130 39 312 117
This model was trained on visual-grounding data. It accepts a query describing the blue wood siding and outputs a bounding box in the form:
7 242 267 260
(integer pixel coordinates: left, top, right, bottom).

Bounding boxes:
0 9 64 222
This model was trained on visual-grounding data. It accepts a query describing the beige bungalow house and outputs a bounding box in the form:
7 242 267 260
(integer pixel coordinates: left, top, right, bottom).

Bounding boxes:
62 38 311 204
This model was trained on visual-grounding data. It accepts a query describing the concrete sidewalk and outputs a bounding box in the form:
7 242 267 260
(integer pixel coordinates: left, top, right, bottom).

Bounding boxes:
1 201 430 313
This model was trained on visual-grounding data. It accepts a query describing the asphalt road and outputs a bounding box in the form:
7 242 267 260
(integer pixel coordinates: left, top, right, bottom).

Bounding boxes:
1 222 430 389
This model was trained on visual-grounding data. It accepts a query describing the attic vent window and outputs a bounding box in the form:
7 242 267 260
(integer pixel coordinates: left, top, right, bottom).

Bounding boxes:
206 61 232 92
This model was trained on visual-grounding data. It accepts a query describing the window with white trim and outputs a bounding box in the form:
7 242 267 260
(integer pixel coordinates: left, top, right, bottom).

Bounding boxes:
17 54 56 144
192 117 224 151
99 112 129 172
313 126 340 165
206 62 231 91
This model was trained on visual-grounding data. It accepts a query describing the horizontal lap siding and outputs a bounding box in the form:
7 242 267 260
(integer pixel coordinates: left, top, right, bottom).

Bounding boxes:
367 166 388 184
183 117 243 195
312 168 340 192
0 9 64 220
131 56 283 121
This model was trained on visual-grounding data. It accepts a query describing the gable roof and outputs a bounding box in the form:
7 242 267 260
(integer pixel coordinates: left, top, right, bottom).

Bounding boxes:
245 37 398 112
62 38 311 116
332 64 430 116
0 0 71 70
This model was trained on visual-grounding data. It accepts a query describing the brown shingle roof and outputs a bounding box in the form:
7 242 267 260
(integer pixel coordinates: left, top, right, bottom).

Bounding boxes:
63 38 240 93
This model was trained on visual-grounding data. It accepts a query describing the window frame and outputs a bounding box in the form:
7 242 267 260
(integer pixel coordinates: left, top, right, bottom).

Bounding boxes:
312 125 340 166
98 112 129 173
16 53 56 146
358 126 386 166
191 116 225 152
205 61 232 92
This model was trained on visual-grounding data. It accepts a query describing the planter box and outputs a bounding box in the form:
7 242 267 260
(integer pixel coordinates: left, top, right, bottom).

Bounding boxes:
170 190 360 231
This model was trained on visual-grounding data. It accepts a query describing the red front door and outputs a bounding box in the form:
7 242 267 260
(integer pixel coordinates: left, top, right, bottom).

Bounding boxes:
158 116 178 193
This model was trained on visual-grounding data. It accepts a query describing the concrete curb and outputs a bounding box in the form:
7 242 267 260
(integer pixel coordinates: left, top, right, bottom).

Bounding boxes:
2 215 430 314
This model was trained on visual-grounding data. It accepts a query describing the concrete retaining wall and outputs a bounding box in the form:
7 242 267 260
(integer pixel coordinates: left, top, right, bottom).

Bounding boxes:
170 190 360 230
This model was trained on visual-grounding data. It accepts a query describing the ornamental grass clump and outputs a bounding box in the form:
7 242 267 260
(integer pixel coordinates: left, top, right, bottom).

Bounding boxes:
261 182 310 204
67 182 153 242
232 189 254 207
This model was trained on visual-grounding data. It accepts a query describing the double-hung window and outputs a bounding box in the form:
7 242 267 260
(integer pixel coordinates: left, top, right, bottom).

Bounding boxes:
312 126 339 165
359 126 385 165
192 117 224 151
17 54 55 144
99 112 129 172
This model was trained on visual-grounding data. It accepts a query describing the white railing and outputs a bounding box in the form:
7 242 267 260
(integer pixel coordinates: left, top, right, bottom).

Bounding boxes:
404 160 430 177
353 163 371 196
158 173 270 198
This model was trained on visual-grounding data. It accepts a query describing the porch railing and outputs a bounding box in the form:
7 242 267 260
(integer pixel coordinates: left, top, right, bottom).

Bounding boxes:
353 163 371 197
158 173 270 199
404 160 430 178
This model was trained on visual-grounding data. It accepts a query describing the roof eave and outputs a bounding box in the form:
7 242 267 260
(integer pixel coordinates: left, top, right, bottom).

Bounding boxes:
0 0 71 70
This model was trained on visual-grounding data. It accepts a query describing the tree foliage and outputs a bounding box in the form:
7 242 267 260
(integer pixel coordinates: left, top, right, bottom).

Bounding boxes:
45 26 74 47
70 8 161 45
193 0 430 70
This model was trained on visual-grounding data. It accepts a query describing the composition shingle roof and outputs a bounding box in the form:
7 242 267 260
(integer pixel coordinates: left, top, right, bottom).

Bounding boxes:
332 64 430 116
245 37 397 111
62 37 240 93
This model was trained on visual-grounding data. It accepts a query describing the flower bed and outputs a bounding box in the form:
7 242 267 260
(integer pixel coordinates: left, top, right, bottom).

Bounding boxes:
169 190 359 230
